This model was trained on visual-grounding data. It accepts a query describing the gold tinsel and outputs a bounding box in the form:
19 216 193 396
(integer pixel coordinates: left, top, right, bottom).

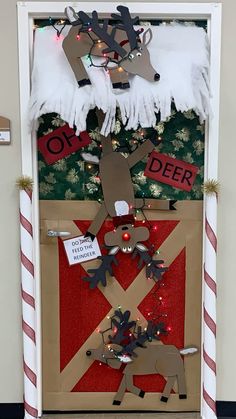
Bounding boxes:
16 176 34 191
202 179 220 196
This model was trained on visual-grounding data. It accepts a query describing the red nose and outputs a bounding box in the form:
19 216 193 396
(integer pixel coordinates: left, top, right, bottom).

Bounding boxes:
122 232 131 241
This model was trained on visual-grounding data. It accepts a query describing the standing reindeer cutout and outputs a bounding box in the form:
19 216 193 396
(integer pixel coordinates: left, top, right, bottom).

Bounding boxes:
86 310 198 405
63 6 160 89
82 111 176 288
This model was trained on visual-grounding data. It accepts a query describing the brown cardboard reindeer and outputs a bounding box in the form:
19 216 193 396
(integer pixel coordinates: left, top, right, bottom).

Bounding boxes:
86 339 197 405
63 6 160 88
82 111 175 288
82 111 176 253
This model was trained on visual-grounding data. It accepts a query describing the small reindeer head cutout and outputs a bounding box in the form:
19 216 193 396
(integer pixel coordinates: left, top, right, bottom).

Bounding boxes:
86 343 123 368
105 223 150 254
63 5 160 89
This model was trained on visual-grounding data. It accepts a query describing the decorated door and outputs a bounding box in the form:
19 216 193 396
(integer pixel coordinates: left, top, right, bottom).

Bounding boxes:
33 6 208 413
40 199 202 411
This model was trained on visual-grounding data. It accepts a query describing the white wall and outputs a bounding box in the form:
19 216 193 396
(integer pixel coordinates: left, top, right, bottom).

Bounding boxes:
0 0 235 404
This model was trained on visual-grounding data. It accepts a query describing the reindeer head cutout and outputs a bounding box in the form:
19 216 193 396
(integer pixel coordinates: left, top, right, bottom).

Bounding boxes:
105 222 150 254
86 343 126 369
63 5 160 88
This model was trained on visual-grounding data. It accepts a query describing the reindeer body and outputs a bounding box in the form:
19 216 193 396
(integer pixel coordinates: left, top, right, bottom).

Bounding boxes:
87 341 197 404
123 344 183 376
84 125 154 252
63 6 160 88
99 151 135 217
81 110 176 258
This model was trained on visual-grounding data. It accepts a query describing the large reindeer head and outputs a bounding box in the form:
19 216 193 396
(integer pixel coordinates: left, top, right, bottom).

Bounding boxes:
109 6 160 82
105 222 150 254
64 5 160 84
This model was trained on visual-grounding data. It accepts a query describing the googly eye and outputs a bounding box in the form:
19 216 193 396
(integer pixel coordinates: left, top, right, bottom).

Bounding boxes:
136 52 142 57
127 246 132 252
129 53 134 60
122 247 127 252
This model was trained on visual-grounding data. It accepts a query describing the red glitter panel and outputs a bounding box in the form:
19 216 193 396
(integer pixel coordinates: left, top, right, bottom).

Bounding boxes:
72 361 124 392
135 249 186 391
59 237 112 371
70 227 186 393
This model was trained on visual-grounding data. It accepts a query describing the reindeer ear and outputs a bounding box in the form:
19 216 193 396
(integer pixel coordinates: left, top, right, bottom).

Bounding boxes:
104 230 119 247
117 354 133 363
134 226 150 243
108 246 120 255
136 243 148 252
142 28 153 47
65 7 79 23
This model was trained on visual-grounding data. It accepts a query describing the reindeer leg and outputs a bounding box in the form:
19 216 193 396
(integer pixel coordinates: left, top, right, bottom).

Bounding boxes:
127 140 154 168
177 369 187 399
64 53 91 87
135 198 177 211
125 374 145 398
110 67 130 90
160 376 176 402
85 202 108 240
113 375 126 405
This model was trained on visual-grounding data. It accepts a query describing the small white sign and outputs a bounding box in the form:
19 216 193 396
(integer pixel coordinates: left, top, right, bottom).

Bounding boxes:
0 130 10 144
63 235 101 266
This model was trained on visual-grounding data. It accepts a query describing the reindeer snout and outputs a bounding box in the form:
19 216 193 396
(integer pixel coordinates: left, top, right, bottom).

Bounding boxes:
154 73 160 81
86 350 91 356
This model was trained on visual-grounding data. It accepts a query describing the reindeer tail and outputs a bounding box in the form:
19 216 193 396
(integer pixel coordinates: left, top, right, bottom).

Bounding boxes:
180 347 198 356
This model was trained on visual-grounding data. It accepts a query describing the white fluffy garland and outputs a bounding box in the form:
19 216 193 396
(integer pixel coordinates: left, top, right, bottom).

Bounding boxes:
30 23 210 135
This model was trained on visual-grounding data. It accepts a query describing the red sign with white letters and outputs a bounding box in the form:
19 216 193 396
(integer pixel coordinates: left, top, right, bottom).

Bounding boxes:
144 151 198 192
38 124 91 165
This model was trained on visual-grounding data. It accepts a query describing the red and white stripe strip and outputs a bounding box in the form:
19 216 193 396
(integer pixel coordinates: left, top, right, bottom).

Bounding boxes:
203 194 217 419
20 189 38 419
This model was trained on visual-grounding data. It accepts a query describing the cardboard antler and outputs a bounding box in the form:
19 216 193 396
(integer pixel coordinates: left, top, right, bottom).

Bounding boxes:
83 254 118 288
133 246 168 281
111 6 140 50
78 10 127 58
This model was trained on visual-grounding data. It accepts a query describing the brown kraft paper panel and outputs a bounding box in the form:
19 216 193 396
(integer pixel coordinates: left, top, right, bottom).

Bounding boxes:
40 200 202 411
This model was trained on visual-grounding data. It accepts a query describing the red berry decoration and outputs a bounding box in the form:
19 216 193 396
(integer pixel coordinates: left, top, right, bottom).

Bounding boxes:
122 232 131 241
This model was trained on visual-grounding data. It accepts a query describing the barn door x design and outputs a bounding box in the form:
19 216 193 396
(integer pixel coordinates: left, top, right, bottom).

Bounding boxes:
40 200 202 411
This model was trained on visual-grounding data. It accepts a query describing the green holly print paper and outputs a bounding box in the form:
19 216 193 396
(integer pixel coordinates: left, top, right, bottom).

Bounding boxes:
37 108 204 201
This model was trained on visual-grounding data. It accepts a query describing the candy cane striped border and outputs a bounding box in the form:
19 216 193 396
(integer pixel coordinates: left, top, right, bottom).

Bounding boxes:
202 193 217 419
19 189 38 419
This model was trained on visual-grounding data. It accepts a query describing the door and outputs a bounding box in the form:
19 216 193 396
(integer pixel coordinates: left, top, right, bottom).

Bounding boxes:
40 199 202 411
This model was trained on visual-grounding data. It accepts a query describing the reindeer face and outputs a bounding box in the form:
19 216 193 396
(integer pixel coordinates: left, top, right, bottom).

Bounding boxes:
104 224 150 254
86 344 122 366
121 29 160 83
86 345 111 364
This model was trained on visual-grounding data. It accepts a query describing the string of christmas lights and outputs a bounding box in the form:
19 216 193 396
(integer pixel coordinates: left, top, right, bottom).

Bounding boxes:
96 306 169 364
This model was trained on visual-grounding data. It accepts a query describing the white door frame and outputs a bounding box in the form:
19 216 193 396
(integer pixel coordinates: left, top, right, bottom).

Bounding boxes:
17 2 222 418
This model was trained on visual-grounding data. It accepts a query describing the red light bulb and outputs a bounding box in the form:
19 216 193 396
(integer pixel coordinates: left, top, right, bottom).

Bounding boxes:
122 232 131 241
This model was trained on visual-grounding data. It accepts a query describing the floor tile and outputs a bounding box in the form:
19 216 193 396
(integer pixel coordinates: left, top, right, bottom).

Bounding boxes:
43 412 200 419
